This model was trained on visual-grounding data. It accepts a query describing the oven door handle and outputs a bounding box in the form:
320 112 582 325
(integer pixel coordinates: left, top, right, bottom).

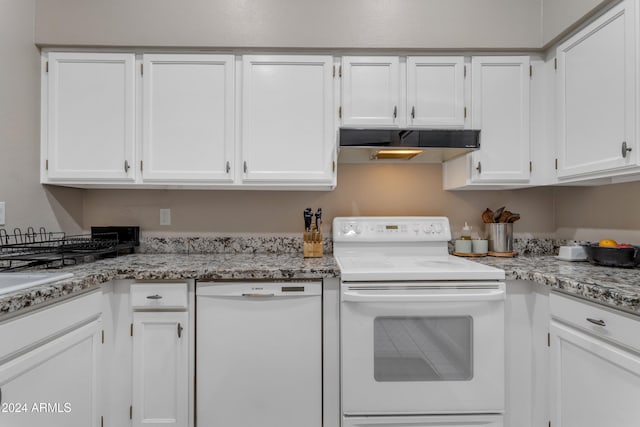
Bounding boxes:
342 289 505 303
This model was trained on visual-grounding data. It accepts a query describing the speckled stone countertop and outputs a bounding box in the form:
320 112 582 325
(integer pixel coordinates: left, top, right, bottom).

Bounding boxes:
473 255 640 315
1 252 639 319
0 253 340 318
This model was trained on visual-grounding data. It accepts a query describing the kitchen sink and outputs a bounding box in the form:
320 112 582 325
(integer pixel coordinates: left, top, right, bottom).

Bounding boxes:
0 272 74 296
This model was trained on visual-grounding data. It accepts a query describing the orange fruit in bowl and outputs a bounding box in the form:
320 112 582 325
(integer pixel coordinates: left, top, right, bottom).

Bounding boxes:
598 239 618 247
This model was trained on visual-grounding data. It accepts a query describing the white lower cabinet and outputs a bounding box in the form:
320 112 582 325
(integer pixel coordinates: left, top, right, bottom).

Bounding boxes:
550 293 640 427
0 293 102 427
131 311 188 427
131 309 189 427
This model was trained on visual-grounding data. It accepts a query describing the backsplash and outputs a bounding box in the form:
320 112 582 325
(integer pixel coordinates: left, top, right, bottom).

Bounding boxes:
138 235 584 256
138 235 333 255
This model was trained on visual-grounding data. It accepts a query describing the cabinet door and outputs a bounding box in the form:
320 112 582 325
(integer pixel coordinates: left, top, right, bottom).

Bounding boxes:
241 55 335 183
0 320 101 427
142 54 235 182
556 1 637 178
550 321 640 427
471 56 530 182
132 311 188 427
342 56 400 126
407 56 465 128
45 52 136 181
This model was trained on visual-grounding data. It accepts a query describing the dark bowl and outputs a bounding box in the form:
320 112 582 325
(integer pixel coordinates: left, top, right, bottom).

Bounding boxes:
582 244 640 268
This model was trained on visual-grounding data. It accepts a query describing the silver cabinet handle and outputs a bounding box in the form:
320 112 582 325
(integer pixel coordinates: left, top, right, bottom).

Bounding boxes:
393 105 397 119
124 160 130 172
243 161 248 173
146 294 163 300
586 318 606 327
622 141 632 158
242 293 275 298
226 161 231 173
411 106 415 119
476 162 482 174
177 323 183 338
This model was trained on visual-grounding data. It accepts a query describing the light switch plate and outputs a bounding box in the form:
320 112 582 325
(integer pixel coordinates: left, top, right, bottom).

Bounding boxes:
160 208 171 226
0 202 5 226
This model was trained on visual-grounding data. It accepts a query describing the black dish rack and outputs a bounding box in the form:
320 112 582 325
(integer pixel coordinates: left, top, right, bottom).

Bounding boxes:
0 227 133 271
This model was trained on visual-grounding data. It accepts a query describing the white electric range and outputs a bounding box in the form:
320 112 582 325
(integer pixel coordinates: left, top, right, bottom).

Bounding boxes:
333 216 506 427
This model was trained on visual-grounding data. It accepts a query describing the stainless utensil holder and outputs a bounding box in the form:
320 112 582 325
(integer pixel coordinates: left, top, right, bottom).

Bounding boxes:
487 223 513 253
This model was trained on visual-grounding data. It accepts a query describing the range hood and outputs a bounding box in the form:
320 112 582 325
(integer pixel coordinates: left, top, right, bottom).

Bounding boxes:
338 128 480 163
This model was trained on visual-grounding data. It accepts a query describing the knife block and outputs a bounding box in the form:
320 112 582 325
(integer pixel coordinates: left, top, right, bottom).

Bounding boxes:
303 224 323 258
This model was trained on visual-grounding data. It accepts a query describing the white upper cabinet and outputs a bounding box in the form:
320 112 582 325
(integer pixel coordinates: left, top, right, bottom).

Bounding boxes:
241 55 336 184
141 54 235 183
44 52 136 182
341 56 400 127
470 56 531 182
556 0 637 179
407 56 466 128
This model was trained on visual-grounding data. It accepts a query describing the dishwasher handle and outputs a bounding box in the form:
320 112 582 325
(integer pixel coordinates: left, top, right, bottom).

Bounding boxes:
342 288 505 303
242 293 276 298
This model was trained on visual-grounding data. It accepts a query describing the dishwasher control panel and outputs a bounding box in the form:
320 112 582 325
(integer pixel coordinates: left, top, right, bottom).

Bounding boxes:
333 216 451 242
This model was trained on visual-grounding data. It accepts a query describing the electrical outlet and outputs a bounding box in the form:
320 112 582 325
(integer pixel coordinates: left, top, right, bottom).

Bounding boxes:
160 208 171 226
0 202 4 225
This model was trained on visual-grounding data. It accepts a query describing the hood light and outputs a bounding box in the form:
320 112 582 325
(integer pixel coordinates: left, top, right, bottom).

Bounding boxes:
371 149 424 160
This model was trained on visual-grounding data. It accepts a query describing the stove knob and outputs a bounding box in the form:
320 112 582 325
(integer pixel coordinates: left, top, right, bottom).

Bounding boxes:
355 225 363 235
434 223 444 234
341 223 350 234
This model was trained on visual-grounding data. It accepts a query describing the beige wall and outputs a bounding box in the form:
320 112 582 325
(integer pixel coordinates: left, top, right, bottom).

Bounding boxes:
542 0 614 46
82 164 556 238
35 0 542 49
554 181 640 243
0 0 83 233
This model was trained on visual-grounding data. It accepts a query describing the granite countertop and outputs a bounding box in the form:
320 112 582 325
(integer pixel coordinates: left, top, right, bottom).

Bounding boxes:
0 253 340 318
1 252 639 319
474 255 640 315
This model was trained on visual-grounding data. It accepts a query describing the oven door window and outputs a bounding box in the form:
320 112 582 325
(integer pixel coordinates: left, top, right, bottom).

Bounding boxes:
374 316 473 382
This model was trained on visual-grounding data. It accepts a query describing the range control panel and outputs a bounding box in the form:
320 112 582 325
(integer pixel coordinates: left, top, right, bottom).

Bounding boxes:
333 217 452 242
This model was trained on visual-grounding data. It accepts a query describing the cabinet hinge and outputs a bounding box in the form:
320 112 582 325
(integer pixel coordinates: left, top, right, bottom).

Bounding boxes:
333 65 335 78
529 65 533 78
339 65 342 78
547 332 551 347
338 106 342 119
140 63 144 76
332 160 336 172
101 330 104 344
549 421 551 427
101 415 104 427
130 323 133 336
140 160 143 172
45 159 49 170
464 65 467 78
555 158 558 170
464 107 467 119
554 58 557 70
0 387 2 404
46 61 49 73
130 405 133 419
529 161 532 172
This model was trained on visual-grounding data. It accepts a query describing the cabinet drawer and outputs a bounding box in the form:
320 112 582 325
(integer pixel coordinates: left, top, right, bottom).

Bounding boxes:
551 292 640 353
131 283 187 310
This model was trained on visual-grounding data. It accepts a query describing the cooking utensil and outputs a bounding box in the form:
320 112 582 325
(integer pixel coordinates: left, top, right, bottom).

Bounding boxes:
315 208 322 231
506 213 520 223
304 208 313 232
498 210 512 223
493 207 505 223
481 209 494 224
582 244 640 268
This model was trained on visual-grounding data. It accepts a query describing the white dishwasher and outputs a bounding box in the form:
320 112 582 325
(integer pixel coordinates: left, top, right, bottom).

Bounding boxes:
196 281 322 427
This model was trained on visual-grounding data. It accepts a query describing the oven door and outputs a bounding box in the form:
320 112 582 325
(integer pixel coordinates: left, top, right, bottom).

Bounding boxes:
341 282 505 415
